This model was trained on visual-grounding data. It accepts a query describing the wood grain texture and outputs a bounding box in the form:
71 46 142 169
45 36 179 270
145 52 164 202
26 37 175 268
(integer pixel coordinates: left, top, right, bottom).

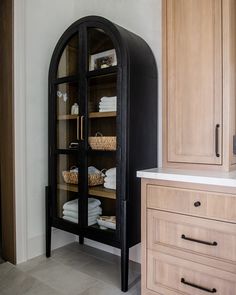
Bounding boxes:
147 250 236 295
147 184 236 222
147 209 236 263
0 0 16 263
165 0 222 165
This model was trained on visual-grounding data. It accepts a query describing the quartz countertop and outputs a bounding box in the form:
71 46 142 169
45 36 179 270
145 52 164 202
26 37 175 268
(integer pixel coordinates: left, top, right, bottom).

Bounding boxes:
137 168 236 188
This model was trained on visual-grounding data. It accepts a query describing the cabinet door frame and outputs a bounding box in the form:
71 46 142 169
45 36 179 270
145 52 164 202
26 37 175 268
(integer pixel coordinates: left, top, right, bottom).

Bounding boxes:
163 0 223 167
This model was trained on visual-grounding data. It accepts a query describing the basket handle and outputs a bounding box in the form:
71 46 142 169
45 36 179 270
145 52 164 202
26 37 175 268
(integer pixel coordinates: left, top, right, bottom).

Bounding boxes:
95 132 103 137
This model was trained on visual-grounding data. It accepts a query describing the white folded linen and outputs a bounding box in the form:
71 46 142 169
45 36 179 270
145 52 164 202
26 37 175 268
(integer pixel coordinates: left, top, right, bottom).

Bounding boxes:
63 207 102 219
99 108 117 112
100 96 117 102
104 182 116 190
63 216 97 226
99 102 116 107
63 198 101 212
105 167 116 177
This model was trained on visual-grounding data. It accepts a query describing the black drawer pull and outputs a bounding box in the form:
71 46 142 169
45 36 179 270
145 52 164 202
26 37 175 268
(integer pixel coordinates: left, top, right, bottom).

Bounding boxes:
181 278 217 293
194 201 201 207
181 234 217 246
215 124 220 158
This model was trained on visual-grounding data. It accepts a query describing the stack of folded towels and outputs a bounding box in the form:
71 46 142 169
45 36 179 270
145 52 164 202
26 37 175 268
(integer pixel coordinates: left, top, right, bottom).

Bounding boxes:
104 167 116 190
99 96 117 112
62 198 102 225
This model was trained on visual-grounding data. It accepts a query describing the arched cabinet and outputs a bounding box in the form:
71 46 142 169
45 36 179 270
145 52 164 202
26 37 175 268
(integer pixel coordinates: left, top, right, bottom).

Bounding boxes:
46 16 157 292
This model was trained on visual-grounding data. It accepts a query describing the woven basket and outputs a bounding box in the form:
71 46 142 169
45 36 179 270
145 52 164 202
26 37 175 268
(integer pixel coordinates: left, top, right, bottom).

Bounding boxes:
62 171 104 186
89 133 116 151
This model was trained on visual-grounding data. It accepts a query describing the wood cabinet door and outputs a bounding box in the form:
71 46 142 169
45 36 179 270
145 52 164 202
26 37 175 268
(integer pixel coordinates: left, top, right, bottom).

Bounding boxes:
164 0 222 165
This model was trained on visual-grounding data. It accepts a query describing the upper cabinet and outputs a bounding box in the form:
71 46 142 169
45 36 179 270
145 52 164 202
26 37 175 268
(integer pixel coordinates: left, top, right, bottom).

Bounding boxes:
163 0 236 171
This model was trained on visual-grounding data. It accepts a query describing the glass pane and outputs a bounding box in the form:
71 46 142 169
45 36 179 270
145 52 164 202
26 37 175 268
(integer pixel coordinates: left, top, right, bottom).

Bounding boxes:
57 34 78 78
57 154 79 224
88 28 117 71
88 73 117 113
87 154 117 232
56 82 79 149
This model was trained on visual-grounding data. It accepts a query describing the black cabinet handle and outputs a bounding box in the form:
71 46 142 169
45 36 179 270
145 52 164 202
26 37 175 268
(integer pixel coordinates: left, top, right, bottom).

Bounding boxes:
181 278 217 293
215 124 220 157
194 201 201 207
181 234 217 246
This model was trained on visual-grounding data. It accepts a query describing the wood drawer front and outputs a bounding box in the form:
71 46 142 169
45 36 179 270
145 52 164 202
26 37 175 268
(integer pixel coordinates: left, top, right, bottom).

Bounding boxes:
147 250 236 295
147 185 236 222
147 209 236 263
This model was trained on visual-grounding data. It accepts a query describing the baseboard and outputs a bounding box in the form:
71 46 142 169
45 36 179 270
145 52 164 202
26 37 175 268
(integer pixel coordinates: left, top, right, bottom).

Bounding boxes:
26 228 76 261
79 237 141 264
25 229 141 264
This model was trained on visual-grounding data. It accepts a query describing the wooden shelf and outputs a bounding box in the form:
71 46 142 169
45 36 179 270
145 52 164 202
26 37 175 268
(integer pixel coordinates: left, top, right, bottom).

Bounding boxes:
58 114 78 120
58 184 116 199
58 112 116 120
89 111 116 118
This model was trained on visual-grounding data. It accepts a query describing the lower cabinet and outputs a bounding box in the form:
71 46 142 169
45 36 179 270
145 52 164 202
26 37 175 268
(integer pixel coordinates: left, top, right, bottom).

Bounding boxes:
141 179 236 295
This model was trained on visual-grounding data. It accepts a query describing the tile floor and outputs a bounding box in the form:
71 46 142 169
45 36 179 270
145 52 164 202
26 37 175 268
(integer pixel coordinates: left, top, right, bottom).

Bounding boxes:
0 242 141 295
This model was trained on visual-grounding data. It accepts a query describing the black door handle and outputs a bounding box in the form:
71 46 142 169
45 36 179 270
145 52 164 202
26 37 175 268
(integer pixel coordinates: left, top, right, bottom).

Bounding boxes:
181 278 217 293
215 124 220 157
181 235 217 246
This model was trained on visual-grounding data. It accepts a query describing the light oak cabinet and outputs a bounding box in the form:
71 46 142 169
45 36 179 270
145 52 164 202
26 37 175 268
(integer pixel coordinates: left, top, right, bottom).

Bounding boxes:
163 0 236 171
141 178 236 295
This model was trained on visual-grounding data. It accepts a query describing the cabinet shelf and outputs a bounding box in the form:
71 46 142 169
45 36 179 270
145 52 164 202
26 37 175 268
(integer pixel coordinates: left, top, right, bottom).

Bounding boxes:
57 183 116 199
57 112 117 120
87 66 118 78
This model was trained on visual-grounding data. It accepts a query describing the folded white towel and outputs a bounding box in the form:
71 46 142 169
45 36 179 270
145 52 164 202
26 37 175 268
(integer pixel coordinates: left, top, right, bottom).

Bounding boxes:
63 216 97 226
100 96 117 102
63 198 101 211
99 102 116 107
105 167 116 177
63 207 102 219
63 206 102 216
99 108 117 112
104 182 116 190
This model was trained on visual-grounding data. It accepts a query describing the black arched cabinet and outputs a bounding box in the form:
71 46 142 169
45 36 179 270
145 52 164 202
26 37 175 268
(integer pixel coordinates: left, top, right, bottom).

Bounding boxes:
46 16 157 292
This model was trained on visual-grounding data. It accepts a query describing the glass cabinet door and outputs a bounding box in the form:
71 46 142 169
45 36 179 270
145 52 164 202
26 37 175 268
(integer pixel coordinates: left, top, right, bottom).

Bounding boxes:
54 34 80 225
86 28 118 233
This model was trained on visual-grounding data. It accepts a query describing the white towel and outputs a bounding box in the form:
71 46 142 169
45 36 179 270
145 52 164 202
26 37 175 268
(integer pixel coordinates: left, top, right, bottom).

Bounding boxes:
105 168 116 177
63 206 102 216
63 207 102 219
63 216 97 226
104 182 116 190
99 108 117 112
100 96 117 102
63 198 101 211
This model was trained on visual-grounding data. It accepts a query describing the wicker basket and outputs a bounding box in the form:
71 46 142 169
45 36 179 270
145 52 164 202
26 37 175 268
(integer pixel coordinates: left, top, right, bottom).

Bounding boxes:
89 133 116 151
62 170 104 186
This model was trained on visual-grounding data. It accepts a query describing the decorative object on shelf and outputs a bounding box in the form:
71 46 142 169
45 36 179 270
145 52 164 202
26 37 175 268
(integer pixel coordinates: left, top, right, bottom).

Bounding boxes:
63 198 102 225
104 167 116 190
57 90 68 102
62 166 104 186
71 103 79 115
97 216 116 230
89 132 116 151
99 96 117 112
89 49 117 71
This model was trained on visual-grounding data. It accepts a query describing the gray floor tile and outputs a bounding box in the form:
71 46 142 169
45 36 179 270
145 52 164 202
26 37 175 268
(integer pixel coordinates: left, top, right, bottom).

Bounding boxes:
78 281 133 295
78 256 140 288
28 258 98 295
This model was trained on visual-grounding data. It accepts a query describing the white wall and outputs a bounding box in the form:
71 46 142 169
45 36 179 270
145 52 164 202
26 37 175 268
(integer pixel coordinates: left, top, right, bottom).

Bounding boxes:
15 0 162 263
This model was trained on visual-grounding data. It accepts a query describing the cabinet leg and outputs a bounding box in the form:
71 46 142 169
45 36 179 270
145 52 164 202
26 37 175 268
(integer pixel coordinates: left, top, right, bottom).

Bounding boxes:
79 236 84 245
46 186 51 258
121 200 129 292
121 245 129 292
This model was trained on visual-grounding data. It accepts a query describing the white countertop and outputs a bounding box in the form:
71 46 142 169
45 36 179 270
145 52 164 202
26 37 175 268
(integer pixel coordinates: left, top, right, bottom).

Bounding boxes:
137 168 236 188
